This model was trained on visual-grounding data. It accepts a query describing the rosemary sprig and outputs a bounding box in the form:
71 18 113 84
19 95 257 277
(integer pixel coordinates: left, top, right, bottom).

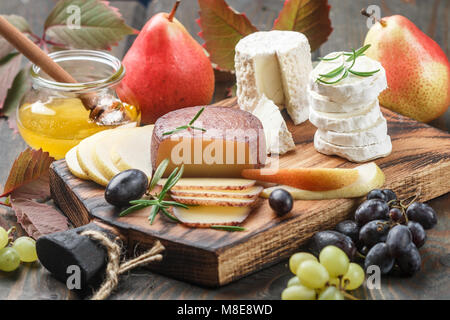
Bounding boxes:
163 107 207 136
119 158 185 225
210 225 246 232
316 44 380 85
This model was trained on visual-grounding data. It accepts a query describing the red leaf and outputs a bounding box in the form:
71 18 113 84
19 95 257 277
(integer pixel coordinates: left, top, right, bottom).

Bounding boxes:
11 199 69 240
273 0 333 52
1 148 54 198
197 0 258 71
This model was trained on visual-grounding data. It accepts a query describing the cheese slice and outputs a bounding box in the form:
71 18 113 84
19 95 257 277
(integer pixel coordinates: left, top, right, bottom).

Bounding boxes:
152 106 266 178
251 95 295 155
170 195 257 207
314 132 392 162
172 206 251 228
170 186 263 199
316 116 388 147
158 178 256 190
309 99 381 132
261 162 385 200
309 53 387 104
235 31 312 125
65 146 89 180
309 90 376 113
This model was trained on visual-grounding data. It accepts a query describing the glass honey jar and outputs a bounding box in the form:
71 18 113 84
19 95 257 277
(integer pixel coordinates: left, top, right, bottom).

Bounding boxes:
17 50 140 160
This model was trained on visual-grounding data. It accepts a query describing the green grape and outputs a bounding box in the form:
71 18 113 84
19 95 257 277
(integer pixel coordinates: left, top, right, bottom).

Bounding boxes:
287 276 302 287
0 227 8 249
319 245 349 278
13 237 38 263
281 285 316 300
0 247 21 272
297 260 330 289
328 277 341 288
318 286 345 300
342 263 365 290
289 252 317 274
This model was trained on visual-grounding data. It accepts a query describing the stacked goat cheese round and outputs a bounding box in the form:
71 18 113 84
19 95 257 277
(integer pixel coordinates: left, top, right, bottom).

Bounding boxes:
308 52 392 162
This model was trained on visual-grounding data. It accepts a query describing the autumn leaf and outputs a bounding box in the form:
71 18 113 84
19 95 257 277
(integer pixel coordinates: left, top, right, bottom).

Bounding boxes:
197 0 258 71
0 67 31 125
0 54 22 112
44 0 137 50
272 0 332 52
0 15 31 58
1 148 55 198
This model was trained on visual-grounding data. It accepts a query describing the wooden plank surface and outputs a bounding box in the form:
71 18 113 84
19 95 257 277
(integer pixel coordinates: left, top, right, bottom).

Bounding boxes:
49 98 450 286
0 0 449 299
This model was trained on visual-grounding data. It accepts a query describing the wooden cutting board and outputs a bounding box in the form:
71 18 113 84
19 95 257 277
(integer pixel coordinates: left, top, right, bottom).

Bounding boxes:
49 98 450 287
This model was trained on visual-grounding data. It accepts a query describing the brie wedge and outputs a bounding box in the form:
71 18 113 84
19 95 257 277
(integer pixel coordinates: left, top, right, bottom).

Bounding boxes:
252 95 295 155
316 116 388 147
235 31 312 125
314 132 392 162
310 53 387 104
309 99 381 132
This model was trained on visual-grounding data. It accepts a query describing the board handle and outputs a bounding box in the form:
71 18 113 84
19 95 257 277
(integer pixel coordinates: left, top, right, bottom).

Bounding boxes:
36 221 123 295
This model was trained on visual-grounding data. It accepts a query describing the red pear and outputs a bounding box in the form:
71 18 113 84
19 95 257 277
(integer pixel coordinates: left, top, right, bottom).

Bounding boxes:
364 15 449 122
117 1 215 124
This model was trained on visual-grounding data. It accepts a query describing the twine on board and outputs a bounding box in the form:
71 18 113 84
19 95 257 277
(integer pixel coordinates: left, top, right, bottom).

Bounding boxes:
81 230 165 300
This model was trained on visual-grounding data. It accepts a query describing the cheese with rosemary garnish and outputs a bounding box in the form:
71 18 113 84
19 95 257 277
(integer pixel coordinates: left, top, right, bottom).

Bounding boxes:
235 31 312 125
309 53 387 104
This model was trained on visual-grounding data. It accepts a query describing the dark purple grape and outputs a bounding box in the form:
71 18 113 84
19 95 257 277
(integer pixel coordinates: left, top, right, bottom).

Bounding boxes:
105 169 148 207
367 189 386 201
396 243 421 276
269 189 293 216
359 245 369 256
407 221 427 248
382 189 397 203
389 207 406 224
355 199 389 226
310 231 356 260
359 220 390 247
386 225 412 258
364 243 395 274
335 220 359 243
406 202 437 229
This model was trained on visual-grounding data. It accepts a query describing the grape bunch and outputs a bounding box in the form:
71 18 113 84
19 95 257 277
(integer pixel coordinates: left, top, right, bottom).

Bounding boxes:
0 226 38 272
281 245 365 300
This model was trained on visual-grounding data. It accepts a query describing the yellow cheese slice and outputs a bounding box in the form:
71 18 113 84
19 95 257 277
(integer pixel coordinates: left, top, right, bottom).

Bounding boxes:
170 185 263 199
172 206 251 227
158 178 256 190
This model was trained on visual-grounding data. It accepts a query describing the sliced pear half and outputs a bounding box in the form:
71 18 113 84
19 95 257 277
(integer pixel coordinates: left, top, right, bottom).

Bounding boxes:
65 146 89 180
110 125 154 178
172 206 251 228
261 162 385 200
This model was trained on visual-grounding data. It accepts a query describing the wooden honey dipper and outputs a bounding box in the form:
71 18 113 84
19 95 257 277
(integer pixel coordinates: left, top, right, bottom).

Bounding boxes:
0 15 126 123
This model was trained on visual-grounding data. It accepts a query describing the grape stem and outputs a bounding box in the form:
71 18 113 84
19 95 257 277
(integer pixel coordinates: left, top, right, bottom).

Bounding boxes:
0 200 11 207
6 226 15 236
342 291 359 300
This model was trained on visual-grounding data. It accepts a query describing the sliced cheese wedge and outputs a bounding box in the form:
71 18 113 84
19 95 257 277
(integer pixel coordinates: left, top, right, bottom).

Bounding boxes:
309 54 387 104
77 130 112 186
261 162 385 200
235 31 312 125
158 178 256 190
170 186 263 199
110 125 154 178
309 99 381 132
251 95 295 155
93 127 136 180
172 206 251 228
170 195 257 207
314 132 392 163
316 116 388 147
65 146 89 180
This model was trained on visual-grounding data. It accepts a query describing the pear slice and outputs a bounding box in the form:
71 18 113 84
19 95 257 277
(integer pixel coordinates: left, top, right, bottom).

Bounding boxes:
170 194 257 207
77 130 112 186
261 162 384 200
171 206 251 228
110 125 154 178
65 146 89 180
158 178 256 191
93 127 136 180
170 186 263 199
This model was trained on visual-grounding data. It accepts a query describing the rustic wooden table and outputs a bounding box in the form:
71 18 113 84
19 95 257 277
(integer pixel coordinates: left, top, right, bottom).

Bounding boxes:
0 0 448 300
